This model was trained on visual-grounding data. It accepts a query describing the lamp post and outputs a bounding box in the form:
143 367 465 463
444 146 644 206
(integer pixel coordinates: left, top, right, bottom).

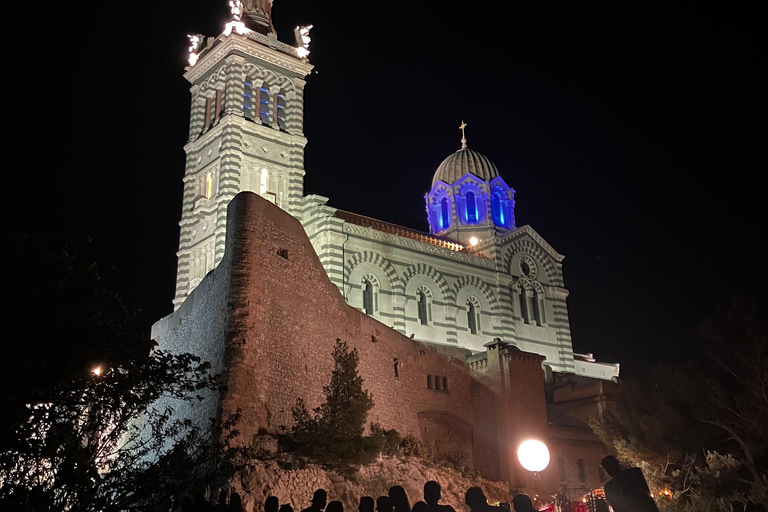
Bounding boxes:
517 440 550 506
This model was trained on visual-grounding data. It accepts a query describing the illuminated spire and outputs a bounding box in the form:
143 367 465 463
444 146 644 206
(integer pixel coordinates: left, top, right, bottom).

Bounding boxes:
460 120 468 149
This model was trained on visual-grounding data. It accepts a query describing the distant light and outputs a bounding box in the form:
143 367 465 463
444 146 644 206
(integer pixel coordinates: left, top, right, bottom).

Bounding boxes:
469 237 479 246
91 366 102 376
517 439 550 472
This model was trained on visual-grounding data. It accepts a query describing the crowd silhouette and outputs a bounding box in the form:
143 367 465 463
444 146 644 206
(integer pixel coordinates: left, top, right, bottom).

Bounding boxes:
168 456 766 512
170 481 539 512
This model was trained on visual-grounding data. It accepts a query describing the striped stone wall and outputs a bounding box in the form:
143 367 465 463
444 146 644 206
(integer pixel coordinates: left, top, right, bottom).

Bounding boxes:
172 34 313 308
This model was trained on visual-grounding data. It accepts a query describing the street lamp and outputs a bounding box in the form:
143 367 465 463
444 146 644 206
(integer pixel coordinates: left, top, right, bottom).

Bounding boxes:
518 440 550 505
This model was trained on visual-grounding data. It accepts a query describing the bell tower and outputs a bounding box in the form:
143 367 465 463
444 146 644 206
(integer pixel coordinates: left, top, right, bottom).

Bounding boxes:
172 1 313 308
425 123 516 247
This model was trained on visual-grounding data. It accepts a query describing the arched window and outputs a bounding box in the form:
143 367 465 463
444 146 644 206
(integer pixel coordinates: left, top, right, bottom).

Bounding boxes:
259 85 271 124
275 90 287 130
363 279 375 315
415 285 432 326
440 197 451 230
259 169 269 195
465 191 477 223
491 190 505 227
243 77 255 120
533 285 546 326
519 287 530 324
467 297 481 335
205 173 213 199
417 290 429 325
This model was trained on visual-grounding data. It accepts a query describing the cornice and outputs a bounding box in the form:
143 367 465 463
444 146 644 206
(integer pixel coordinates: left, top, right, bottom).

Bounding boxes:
184 34 313 84
342 223 496 269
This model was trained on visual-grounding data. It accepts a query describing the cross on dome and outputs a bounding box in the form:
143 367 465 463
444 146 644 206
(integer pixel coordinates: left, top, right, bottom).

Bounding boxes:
460 120 468 149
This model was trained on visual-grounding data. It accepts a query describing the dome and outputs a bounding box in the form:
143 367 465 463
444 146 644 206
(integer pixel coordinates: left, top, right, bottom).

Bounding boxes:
432 147 499 187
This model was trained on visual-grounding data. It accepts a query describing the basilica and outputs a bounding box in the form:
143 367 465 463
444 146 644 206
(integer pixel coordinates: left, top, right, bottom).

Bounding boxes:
152 0 620 504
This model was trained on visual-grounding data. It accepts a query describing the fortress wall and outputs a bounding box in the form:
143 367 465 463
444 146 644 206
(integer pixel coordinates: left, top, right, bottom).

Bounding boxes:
167 192 489 453
151 242 231 433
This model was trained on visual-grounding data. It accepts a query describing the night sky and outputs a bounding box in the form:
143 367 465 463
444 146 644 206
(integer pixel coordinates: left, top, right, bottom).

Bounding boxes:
22 1 765 378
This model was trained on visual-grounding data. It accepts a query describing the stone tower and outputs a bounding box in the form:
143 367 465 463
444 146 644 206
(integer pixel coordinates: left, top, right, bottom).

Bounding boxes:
173 1 313 308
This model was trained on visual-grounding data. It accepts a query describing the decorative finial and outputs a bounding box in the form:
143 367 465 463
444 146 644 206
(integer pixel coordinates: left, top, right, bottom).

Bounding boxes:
224 0 248 36
187 34 202 66
295 25 313 59
460 120 468 149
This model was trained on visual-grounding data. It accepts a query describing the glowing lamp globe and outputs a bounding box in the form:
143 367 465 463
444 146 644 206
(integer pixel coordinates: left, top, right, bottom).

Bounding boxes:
517 440 550 472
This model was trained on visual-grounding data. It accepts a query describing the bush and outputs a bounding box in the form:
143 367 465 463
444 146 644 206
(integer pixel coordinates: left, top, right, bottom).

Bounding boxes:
400 435 432 459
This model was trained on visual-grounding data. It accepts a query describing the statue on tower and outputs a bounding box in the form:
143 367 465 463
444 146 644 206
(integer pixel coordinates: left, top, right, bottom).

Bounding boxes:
243 0 276 35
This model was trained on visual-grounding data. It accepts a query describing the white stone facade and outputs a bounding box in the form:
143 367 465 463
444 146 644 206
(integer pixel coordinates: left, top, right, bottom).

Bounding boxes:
301 198 577 373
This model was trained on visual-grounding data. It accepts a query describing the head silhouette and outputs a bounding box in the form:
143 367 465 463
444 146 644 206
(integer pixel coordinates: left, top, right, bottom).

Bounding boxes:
229 493 244 512
266 497 279 512
377 496 393 512
311 489 328 510
511 494 535 512
327 501 344 512
412 502 427 512
600 455 622 478
424 481 441 506
389 486 411 512
181 496 195 512
280 505 295 512
359 496 375 512
465 487 487 511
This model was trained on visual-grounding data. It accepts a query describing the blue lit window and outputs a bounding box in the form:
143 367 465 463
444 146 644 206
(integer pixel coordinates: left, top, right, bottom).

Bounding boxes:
491 190 505 227
465 191 477 223
440 197 451 230
259 86 271 124
243 77 255 120
276 91 287 130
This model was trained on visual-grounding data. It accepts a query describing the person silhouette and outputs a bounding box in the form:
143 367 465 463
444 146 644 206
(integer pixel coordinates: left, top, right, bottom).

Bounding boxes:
280 505 296 512
465 487 505 512
601 455 659 512
389 486 411 512
302 490 328 512
377 495 394 512
213 490 228 512
181 496 195 512
359 496 375 512
266 497 279 512
424 481 455 512
412 501 428 512
229 493 245 512
510 494 536 512
327 501 344 512
194 491 213 511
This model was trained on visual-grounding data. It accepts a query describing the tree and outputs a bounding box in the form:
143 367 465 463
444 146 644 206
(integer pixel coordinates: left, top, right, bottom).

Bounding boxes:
592 299 768 509
291 339 376 467
0 236 228 511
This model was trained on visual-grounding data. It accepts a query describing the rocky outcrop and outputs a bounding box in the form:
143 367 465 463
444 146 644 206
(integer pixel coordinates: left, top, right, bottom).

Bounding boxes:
232 457 511 512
